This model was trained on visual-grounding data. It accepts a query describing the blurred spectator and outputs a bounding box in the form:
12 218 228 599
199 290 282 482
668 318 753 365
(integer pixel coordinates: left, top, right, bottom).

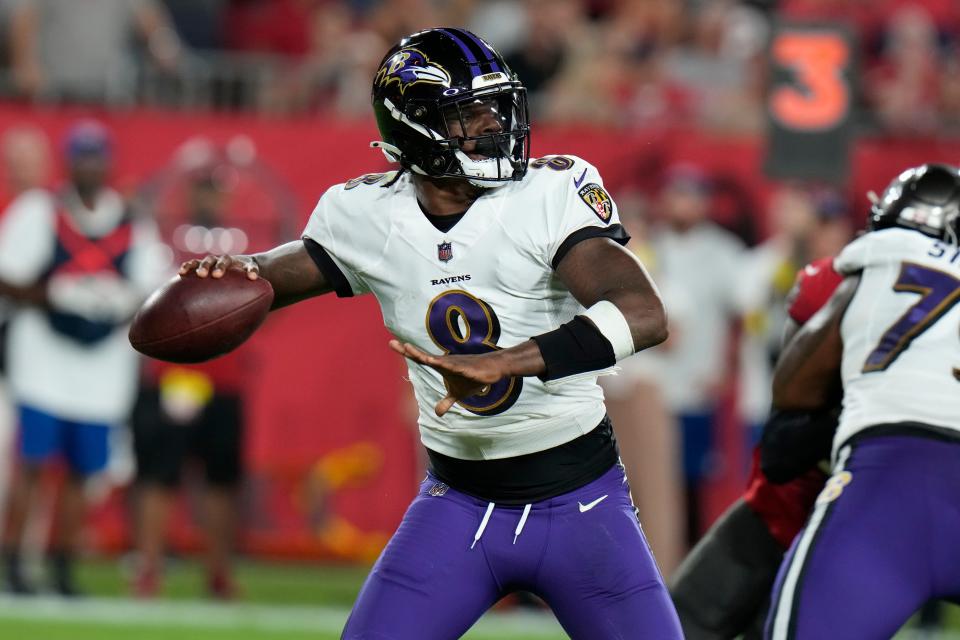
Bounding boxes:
504 0 584 102
365 0 441 49
600 189 686 577
867 3 947 134
222 0 312 58
0 121 169 595
6 0 181 104
1 126 50 198
939 54 960 130
0 0 950 133
637 164 745 545
274 3 387 117
0 125 51 576
776 0 883 43
455 0 527 56
544 1 692 128
131 170 246 600
161 0 225 51
806 190 855 260
736 184 852 457
735 184 825 441
664 0 768 132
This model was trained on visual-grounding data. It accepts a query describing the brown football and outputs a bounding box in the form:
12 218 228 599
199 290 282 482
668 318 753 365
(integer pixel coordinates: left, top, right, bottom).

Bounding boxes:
129 270 274 363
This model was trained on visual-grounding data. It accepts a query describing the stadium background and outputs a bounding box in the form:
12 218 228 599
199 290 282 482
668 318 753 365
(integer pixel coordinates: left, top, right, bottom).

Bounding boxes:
0 0 959 638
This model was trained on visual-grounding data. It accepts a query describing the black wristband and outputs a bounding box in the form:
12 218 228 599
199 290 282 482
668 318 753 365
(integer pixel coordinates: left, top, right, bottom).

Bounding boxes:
531 316 616 382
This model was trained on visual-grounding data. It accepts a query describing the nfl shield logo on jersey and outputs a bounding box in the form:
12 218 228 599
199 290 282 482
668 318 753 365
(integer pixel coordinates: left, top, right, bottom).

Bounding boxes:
437 241 453 262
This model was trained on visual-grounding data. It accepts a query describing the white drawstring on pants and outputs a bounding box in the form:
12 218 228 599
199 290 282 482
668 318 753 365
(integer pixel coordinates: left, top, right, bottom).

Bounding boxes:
513 504 532 544
470 502 534 549
471 502 495 549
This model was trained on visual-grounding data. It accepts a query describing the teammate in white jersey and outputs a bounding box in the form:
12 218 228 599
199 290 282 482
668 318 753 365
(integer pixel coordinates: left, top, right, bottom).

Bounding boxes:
181 28 682 639
764 163 960 639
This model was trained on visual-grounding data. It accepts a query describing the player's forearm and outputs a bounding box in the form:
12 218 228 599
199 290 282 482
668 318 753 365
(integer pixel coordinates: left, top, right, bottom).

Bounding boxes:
250 241 333 310
493 340 547 378
0 279 47 308
772 276 858 410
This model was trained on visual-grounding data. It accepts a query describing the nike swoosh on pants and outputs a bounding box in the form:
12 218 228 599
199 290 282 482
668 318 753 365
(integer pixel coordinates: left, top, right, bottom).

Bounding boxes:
578 494 609 512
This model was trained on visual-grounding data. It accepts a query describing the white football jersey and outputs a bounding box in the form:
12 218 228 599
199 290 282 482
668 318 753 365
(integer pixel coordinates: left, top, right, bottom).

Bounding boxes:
302 156 630 460
833 227 960 451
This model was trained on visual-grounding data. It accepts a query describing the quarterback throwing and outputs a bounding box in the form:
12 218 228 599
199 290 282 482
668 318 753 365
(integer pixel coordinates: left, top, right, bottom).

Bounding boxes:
181 28 682 639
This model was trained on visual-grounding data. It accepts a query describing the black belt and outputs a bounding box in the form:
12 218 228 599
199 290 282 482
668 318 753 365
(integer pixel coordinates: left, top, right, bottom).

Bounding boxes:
842 421 960 449
426 415 619 504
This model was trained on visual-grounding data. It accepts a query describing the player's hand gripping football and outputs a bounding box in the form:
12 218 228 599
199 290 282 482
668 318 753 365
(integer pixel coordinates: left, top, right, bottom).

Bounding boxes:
180 254 259 280
389 340 508 417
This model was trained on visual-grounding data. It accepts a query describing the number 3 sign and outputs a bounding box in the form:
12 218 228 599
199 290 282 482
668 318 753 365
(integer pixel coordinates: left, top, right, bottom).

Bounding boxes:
764 24 856 182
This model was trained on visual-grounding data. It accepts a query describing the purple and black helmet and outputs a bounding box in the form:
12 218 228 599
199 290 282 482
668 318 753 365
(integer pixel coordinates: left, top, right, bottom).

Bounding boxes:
371 28 530 186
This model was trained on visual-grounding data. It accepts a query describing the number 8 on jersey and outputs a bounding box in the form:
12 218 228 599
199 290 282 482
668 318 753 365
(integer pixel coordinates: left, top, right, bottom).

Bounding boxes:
425 289 522 415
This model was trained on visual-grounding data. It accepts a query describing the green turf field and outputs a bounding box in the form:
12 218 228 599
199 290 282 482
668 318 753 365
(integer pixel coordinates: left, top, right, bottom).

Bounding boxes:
76 557 368 606
0 558 568 639
0 599 568 640
0 558 956 639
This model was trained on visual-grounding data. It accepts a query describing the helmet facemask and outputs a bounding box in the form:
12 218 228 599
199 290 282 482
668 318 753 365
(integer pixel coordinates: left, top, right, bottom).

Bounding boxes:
436 89 530 186
374 82 530 188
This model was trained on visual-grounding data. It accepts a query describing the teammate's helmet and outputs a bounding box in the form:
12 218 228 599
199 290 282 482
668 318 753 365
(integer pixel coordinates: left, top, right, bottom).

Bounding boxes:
371 28 530 187
869 163 960 243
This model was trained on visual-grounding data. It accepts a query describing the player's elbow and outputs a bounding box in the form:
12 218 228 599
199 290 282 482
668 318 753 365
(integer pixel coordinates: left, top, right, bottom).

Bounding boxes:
630 300 668 351
647 309 670 349
650 317 669 348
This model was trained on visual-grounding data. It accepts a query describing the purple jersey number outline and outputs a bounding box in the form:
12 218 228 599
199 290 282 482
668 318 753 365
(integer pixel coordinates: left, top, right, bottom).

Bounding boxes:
863 261 960 372
531 156 574 171
425 289 522 415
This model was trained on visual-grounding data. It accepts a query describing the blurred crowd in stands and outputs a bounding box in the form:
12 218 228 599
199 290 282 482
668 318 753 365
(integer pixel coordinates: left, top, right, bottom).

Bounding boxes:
0 0 957 134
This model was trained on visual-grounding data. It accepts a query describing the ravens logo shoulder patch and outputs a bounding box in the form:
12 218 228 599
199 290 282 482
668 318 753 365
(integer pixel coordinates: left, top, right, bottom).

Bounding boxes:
578 183 614 223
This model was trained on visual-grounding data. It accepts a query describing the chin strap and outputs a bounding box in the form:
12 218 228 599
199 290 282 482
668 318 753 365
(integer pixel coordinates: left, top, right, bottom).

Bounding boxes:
370 140 401 163
370 141 428 176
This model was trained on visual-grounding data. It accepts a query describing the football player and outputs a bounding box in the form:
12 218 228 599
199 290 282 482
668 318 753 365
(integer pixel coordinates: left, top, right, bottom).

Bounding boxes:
765 163 960 639
671 255 842 640
181 29 682 639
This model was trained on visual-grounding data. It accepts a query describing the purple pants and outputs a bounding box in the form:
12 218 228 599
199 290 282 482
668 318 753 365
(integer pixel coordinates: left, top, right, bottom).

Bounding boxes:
766 435 960 640
343 463 682 639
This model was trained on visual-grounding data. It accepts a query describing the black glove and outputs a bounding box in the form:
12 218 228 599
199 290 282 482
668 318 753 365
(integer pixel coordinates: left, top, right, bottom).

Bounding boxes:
760 407 839 484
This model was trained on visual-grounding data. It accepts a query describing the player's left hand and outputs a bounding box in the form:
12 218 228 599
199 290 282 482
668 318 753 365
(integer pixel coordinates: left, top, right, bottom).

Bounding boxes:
389 340 507 417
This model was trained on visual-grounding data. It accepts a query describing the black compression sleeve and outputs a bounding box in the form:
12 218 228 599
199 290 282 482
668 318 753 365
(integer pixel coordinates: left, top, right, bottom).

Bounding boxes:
531 316 616 381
